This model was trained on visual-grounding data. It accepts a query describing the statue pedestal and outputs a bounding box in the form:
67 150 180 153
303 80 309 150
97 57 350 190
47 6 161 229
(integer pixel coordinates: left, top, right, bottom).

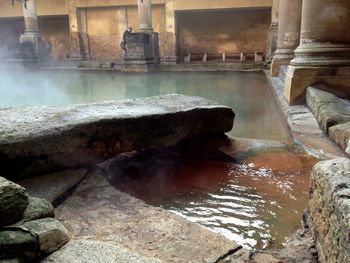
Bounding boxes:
123 32 160 71
19 32 47 62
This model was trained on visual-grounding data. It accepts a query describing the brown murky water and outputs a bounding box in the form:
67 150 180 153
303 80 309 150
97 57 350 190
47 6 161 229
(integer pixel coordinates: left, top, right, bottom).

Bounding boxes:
109 149 318 250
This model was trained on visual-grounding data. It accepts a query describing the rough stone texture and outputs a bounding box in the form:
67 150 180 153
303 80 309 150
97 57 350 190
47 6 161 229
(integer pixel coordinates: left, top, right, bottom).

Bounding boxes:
41 240 161 263
329 122 350 155
54 169 241 263
23 218 70 254
0 94 234 180
18 169 87 205
308 158 350 263
268 75 346 159
306 87 350 132
22 197 54 223
0 228 37 260
0 177 29 227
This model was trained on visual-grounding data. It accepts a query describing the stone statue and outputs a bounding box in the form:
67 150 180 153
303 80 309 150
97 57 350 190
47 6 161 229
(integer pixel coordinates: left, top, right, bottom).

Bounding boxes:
120 25 132 50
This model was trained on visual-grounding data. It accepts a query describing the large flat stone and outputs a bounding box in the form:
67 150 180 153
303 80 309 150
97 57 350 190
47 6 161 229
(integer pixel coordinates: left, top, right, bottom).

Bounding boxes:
308 158 350 263
54 169 241 263
18 168 87 205
0 95 234 180
41 240 161 263
306 87 350 132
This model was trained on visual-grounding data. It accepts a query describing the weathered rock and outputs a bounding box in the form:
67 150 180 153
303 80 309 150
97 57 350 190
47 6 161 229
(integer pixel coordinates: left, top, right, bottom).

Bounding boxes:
22 197 54 223
329 121 350 155
18 168 87 205
41 240 161 263
55 169 242 262
0 228 37 259
0 95 234 180
23 218 70 254
306 87 350 132
0 177 29 227
308 158 350 263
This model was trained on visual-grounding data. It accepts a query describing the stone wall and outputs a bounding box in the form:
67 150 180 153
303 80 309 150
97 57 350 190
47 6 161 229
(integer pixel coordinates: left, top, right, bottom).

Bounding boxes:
176 8 270 58
39 16 70 61
0 18 23 58
308 158 350 263
85 5 165 62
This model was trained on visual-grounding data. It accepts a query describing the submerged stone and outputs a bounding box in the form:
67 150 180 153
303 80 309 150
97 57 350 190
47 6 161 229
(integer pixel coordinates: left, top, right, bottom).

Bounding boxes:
0 177 29 227
0 94 234 180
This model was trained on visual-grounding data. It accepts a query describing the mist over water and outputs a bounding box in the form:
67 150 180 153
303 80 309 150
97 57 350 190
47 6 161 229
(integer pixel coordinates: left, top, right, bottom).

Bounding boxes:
0 69 290 142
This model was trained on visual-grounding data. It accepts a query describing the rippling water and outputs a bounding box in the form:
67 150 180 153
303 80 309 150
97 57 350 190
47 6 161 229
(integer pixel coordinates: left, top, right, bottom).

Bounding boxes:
109 151 317 250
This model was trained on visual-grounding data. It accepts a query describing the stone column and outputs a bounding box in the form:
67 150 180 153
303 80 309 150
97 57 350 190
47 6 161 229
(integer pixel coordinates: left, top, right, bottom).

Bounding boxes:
265 0 279 64
117 7 128 61
138 0 153 33
270 0 302 76
163 0 178 63
68 0 83 60
78 9 90 60
23 0 39 33
19 0 42 61
284 0 350 104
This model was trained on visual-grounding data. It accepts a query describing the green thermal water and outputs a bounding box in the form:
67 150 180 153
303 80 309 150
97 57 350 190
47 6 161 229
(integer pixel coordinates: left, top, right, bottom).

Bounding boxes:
0 69 290 143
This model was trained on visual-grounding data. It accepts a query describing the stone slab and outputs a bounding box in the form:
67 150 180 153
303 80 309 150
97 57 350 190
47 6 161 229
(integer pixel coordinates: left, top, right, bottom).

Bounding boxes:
54 169 241 263
0 94 234 180
329 121 350 155
268 75 346 159
18 169 87 205
306 87 350 132
308 158 350 263
41 240 161 263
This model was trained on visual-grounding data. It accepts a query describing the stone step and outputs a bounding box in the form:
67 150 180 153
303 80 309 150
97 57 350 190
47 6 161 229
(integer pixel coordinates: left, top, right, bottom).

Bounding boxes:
0 94 234 180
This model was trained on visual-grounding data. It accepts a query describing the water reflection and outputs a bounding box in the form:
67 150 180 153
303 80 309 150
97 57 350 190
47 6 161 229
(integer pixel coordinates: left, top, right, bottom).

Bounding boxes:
0 70 289 142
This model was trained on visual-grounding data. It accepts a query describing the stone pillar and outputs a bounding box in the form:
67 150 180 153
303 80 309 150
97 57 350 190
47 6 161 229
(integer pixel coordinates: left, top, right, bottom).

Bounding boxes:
265 0 279 64
19 0 42 61
117 7 128 61
78 9 90 60
23 0 39 33
138 0 153 33
284 0 350 104
270 0 302 76
162 0 178 64
68 0 83 60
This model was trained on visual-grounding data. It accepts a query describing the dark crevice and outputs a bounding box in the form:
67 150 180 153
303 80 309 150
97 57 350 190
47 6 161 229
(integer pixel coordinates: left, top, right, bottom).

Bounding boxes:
213 245 243 263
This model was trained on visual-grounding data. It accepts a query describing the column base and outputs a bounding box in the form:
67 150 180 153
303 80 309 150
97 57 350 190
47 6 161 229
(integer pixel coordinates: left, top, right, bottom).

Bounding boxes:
123 32 160 65
19 32 43 62
284 66 350 105
271 57 293 77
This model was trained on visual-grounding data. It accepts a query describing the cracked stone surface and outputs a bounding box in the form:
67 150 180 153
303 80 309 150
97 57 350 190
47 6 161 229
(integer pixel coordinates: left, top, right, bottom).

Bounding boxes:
308 158 350 263
0 94 234 180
